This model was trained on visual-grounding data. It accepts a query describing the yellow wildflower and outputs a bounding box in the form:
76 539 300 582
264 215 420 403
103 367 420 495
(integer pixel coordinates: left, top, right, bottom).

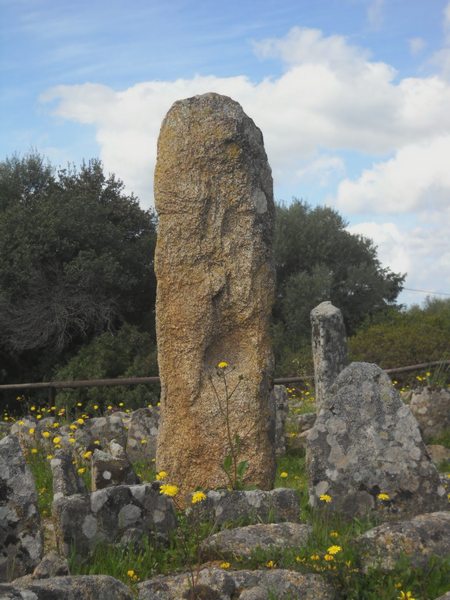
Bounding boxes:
52 422 60 428
327 545 342 555
119 402 124 407
52 437 61 445
330 531 339 538
93 405 99 410
42 431 50 439
28 428 35 435
46 455 54 460
30 406 36 411
127 570 135 578
324 554 334 561
220 562 231 569
83 451 92 459
265 560 275 568
280 471 288 479
69 424 77 431
77 402 82 407
159 484 178 497
17 420 24 426
93 440 100 445
377 492 390 501
398 592 415 600
156 471 168 481
310 554 320 561
140 439 148 445
319 494 332 503
31 448 38 454
68 438 76 444
77 467 86 475
76 418 84 425
217 361 228 369
191 491 207 504
36 414 42 420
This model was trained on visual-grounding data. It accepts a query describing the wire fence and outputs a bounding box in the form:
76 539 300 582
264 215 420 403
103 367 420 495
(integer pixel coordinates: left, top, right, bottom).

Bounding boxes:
0 360 448 403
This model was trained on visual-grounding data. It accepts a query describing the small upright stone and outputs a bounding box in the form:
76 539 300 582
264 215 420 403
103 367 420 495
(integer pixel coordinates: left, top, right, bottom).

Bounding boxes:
154 93 276 498
91 447 139 491
310 301 347 408
306 362 447 520
0 435 43 581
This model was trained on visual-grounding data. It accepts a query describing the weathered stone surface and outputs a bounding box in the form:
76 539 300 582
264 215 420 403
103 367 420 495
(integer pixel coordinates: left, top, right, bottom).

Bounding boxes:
0 575 133 599
310 301 347 409
238 586 269 600
50 451 87 500
410 387 450 442
271 385 288 456
292 412 317 433
356 511 450 572
137 568 333 600
154 93 276 498
32 551 69 579
52 484 177 557
427 444 450 465
126 407 159 463
200 522 312 560
306 362 447 519
91 449 139 491
0 435 43 582
433 593 450 600
188 488 300 526
74 415 127 450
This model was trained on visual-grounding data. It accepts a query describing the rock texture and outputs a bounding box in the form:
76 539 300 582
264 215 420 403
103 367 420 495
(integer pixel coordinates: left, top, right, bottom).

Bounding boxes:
0 575 133 599
52 483 177 557
200 522 312 560
91 448 139 491
137 568 334 599
271 385 289 456
154 93 276 498
126 407 159 463
356 511 450 572
306 362 447 519
188 488 300 526
310 301 347 408
0 435 43 582
409 387 450 442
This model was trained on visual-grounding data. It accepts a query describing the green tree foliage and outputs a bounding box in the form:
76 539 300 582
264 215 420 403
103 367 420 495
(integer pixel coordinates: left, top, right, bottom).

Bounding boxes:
273 200 404 375
349 298 450 374
53 324 159 411
0 153 157 384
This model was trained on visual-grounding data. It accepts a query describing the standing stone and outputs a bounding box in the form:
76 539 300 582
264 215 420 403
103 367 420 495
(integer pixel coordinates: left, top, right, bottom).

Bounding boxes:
306 362 447 520
271 386 289 456
125 407 159 463
310 301 347 408
0 435 43 581
154 93 275 498
409 387 450 442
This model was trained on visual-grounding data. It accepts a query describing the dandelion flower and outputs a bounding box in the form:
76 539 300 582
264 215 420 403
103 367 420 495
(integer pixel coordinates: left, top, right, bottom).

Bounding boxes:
46 454 54 460
220 562 231 569
156 470 168 481
52 437 61 445
77 467 86 475
83 451 92 459
191 491 207 504
327 545 342 555
217 361 228 369
310 554 320 561
265 560 275 568
280 471 288 479
377 492 390 501
329 531 339 538
127 570 135 578
319 494 332 503
159 484 179 497
31 448 38 454
324 554 334 562
76 418 84 425
42 431 50 439
398 592 415 600
28 428 35 435
140 438 148 445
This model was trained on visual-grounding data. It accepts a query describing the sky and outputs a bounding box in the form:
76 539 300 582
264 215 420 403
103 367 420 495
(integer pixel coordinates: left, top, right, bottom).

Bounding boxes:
1 0 450 307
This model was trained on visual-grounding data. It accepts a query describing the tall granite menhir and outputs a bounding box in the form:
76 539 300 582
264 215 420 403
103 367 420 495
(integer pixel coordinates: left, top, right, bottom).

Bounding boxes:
154 93 276 498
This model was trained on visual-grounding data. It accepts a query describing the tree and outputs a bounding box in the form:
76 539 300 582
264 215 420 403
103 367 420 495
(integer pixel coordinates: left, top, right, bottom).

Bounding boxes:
0 153 157 384
273 200 404 374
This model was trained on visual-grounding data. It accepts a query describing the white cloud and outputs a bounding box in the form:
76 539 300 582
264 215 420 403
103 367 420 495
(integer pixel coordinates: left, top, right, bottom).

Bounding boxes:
367 0 385 30
333 135 450 214
408 37 426 56
296 155 345 186
42 26 450 208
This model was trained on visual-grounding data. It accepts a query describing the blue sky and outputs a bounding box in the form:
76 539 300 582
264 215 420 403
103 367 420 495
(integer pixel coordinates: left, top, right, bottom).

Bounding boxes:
1 0 450 306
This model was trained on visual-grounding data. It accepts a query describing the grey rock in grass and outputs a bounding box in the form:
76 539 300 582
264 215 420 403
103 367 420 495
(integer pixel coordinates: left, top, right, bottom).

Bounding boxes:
188 488 300 526
91 448 139 491
137 568 334 600
0 435 43 582
1 575 133 599
356 511 450 573
126 407 159 463
271 385 289 457
238 587 269 600
310 301 347 409
50 450 87 500
426 444 450 465
32 551 69 579
52 484 177 557
410 387 450 442
306 362 447 520
74 415 127 450
200 522 312 561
